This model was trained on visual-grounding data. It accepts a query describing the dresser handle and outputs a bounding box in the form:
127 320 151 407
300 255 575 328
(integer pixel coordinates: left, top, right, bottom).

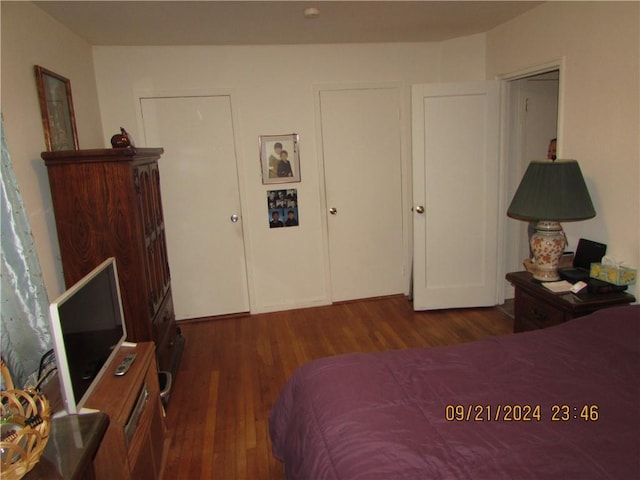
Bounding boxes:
530 307 548 322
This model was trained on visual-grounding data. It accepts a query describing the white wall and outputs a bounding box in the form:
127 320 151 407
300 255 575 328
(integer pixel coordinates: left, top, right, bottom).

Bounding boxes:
92 38 485 313
487 1 639 299
1 2 104 298
7 1 635 311
2 0 486 314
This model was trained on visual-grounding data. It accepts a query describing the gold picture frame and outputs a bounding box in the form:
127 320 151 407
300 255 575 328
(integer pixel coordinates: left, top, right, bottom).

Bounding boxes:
34 65 79 151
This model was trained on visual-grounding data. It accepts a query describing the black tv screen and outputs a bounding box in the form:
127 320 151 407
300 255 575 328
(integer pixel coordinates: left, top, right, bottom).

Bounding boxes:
49 257 127 414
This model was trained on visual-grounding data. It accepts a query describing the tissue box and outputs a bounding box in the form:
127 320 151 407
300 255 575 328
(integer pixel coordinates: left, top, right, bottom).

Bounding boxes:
590 263 637 286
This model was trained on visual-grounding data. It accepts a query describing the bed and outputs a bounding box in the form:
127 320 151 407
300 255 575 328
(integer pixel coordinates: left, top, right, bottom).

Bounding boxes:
269 305 639 479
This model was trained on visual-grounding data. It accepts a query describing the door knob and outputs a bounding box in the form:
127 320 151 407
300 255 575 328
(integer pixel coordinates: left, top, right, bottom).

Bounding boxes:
329 207 337 215
415 205 425 214
230 214 239 223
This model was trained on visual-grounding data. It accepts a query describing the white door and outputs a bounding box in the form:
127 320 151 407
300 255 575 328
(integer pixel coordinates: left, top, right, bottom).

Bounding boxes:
140 95 249 319
320 87 405 302
412 81 500 310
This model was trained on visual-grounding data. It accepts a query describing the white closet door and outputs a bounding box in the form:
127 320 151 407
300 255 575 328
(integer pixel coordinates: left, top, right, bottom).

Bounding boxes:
412 81 500 310
320 87 405 302
141 95 249 319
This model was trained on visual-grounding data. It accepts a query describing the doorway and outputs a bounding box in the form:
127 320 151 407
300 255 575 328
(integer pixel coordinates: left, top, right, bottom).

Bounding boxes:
503 68 560 298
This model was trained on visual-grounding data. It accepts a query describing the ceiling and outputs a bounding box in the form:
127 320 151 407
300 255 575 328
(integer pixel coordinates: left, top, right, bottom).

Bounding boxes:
32 1 543 46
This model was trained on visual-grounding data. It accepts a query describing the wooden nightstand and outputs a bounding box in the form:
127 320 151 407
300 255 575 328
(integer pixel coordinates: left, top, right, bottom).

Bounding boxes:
506 271 635 333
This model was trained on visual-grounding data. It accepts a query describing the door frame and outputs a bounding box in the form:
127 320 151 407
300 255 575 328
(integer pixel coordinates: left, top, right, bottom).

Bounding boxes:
495 57 566 302
313 82 413 301
134 87 256 313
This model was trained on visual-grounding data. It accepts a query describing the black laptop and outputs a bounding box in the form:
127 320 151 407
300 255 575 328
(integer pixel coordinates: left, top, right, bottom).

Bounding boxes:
558 238 607 283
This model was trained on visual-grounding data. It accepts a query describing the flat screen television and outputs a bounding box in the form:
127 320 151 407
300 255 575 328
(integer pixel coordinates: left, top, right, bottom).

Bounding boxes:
49 257 130 415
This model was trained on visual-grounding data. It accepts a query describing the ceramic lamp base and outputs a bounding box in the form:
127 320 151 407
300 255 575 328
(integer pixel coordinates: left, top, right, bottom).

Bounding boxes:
530 220 566 281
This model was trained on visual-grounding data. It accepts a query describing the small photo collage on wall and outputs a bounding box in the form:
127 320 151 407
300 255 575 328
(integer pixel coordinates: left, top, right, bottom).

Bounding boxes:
268 189 299 228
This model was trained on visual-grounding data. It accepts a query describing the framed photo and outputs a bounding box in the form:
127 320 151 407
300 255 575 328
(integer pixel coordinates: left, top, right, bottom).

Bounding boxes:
260 133 300 184
267 189 299 228
34 65 79 151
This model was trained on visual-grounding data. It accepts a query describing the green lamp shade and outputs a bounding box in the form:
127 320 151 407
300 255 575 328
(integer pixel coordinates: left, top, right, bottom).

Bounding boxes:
507 160 596 222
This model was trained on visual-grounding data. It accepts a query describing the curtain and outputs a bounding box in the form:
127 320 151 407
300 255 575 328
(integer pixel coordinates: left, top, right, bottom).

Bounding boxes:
1 117 52 389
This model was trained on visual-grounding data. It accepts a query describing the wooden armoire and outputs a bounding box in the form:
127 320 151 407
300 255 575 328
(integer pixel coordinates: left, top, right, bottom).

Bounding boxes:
42 147 184 385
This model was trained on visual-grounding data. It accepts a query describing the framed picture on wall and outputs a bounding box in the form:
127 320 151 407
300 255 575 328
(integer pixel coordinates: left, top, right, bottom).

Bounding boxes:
267 189 299 228
34 65 79 151
260 133 300 184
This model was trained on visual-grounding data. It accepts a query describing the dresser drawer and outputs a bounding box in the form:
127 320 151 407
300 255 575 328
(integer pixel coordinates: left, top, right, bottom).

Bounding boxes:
516 290 565 331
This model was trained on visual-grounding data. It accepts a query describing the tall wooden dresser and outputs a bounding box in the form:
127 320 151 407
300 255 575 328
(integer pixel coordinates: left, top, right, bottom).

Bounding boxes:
42 148 184 385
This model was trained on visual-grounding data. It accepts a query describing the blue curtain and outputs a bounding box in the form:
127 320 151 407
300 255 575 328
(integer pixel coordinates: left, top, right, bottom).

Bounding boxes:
1 117 52 389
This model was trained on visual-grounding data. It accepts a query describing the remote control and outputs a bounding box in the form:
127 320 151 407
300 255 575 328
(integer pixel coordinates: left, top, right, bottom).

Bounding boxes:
114 353 136 376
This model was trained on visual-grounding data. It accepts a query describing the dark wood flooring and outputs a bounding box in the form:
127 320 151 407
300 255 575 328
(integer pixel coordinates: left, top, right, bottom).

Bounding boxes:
161 295 514 479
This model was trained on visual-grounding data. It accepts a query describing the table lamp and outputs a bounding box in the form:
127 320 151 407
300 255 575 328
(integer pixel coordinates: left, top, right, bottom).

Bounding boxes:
507 160 596 281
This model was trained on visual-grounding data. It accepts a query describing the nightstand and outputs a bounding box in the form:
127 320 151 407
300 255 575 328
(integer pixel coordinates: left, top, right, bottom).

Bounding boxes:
506 271 635 333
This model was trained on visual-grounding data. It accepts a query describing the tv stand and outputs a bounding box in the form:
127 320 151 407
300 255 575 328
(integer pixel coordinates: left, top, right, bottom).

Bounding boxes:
24 412 109 480
52 406 99 419
84 342 168 479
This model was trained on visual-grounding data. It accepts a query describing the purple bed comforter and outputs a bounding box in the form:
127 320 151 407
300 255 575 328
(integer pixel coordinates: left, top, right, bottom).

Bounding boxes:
269 305 640 479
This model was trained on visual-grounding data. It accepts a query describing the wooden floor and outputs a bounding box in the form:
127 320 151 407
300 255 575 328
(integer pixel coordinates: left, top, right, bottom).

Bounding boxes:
161 296 514 479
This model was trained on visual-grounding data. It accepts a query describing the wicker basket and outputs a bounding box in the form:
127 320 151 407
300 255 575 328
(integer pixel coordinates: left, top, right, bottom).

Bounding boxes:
1 359 51 480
